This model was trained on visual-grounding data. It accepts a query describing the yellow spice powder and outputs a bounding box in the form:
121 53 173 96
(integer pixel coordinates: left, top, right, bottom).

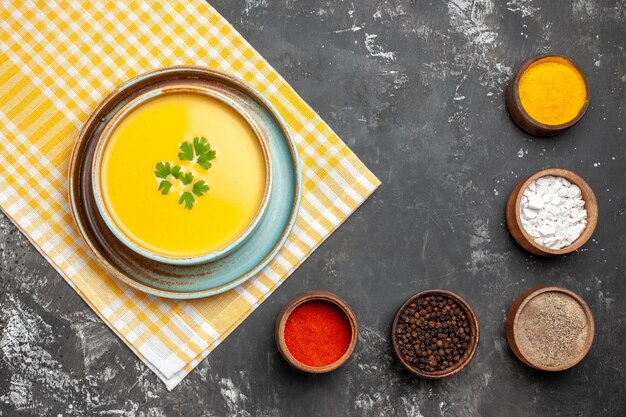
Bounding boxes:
518 57 586 126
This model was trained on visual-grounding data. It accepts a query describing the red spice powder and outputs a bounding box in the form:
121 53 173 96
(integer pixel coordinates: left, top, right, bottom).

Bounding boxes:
284 300 352 367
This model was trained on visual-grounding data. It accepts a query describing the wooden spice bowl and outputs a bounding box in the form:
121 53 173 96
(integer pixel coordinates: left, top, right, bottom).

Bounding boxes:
275 290 358 373
506 286 595 371
506 54 590 136
506 168 598 256
391 290 480 379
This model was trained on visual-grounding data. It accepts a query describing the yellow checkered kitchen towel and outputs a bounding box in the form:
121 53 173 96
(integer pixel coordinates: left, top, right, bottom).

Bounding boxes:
0 1 379 389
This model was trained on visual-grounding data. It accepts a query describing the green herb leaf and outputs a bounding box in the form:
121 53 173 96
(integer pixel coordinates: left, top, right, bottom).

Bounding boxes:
154 161 171 179
180 172 194 185
155 137 217 210
192 180 209 197
179 192 195 210
178 141 194 161
193 136 210 156
171 165 182 180
192 136 216 169
158 180 172 195
196 150 216 169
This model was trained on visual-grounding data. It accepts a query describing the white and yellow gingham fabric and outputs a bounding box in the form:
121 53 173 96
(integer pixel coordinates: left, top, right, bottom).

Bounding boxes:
0 1 380 389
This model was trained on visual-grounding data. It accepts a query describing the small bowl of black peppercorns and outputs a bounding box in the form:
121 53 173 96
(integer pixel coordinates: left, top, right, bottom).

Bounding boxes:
391 290 480 378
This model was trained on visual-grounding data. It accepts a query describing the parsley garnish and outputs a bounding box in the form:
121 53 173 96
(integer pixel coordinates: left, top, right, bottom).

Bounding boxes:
154 136 217 210
179 192 195 210
180 172 194 185
158 180 172 195
176 136 216 169
155 162 174 195
192 180 209 197
193 137 216 169
155 161 172 179
171 165 182 180
177 141 194 161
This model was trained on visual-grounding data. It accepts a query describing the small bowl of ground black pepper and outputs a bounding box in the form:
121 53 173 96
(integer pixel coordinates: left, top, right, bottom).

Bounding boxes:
506 286 594 371
392 290 480 378
275 290 358 373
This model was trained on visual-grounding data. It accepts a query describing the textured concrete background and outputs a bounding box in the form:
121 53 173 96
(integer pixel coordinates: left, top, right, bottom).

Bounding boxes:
1 0 625 416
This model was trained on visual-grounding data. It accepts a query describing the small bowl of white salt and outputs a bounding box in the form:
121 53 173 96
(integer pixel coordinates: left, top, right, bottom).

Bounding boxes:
506 168 598 256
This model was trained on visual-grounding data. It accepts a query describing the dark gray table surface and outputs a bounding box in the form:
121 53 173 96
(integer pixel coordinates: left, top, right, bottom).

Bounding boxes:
1 1 625 416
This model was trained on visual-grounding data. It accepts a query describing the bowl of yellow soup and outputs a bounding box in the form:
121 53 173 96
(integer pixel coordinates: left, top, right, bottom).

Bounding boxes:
91 85 273 265
69 66 302 298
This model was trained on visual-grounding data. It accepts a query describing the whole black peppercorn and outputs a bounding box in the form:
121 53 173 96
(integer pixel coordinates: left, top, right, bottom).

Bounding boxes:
394 294 472 373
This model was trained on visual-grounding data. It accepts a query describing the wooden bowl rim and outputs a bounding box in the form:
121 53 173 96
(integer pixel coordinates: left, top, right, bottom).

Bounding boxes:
506 286 595 371
508 54 590 134
512 168 598 255
275 290 358 374
391 289 480 379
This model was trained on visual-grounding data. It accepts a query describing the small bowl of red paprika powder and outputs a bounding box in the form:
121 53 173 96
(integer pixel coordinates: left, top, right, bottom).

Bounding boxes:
275 290 358 373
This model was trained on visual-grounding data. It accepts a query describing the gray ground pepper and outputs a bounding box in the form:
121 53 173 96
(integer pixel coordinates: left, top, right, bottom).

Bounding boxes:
515 292 589 368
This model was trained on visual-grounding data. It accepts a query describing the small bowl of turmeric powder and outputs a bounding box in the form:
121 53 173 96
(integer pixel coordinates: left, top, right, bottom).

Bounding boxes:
506 54 589 136
275 290 358 373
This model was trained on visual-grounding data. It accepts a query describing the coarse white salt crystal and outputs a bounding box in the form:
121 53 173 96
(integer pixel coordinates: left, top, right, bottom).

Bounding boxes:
536 176 554 186
568 185 582 198
539 224 555 236
527 196 544 210
523 208 538 219
519 176 587 250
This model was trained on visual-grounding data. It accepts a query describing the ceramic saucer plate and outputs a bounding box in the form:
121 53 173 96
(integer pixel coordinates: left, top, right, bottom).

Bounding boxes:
68 66 302 299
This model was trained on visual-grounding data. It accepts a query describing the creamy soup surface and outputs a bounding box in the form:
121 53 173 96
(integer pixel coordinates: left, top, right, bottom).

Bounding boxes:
100 92 267 258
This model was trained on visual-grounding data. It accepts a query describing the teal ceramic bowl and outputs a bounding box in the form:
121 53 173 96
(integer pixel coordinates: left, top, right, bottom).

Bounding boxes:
91 85 273 266
68 66 302 298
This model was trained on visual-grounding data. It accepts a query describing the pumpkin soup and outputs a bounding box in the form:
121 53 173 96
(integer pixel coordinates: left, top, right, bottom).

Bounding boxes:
99 92 268 259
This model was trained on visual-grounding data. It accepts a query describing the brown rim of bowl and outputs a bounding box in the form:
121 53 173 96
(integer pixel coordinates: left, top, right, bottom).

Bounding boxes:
506 54 590 136
90 84 273 265
505 168 598 256
275 290 358 374
391 290 480 379
505 286 595 371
